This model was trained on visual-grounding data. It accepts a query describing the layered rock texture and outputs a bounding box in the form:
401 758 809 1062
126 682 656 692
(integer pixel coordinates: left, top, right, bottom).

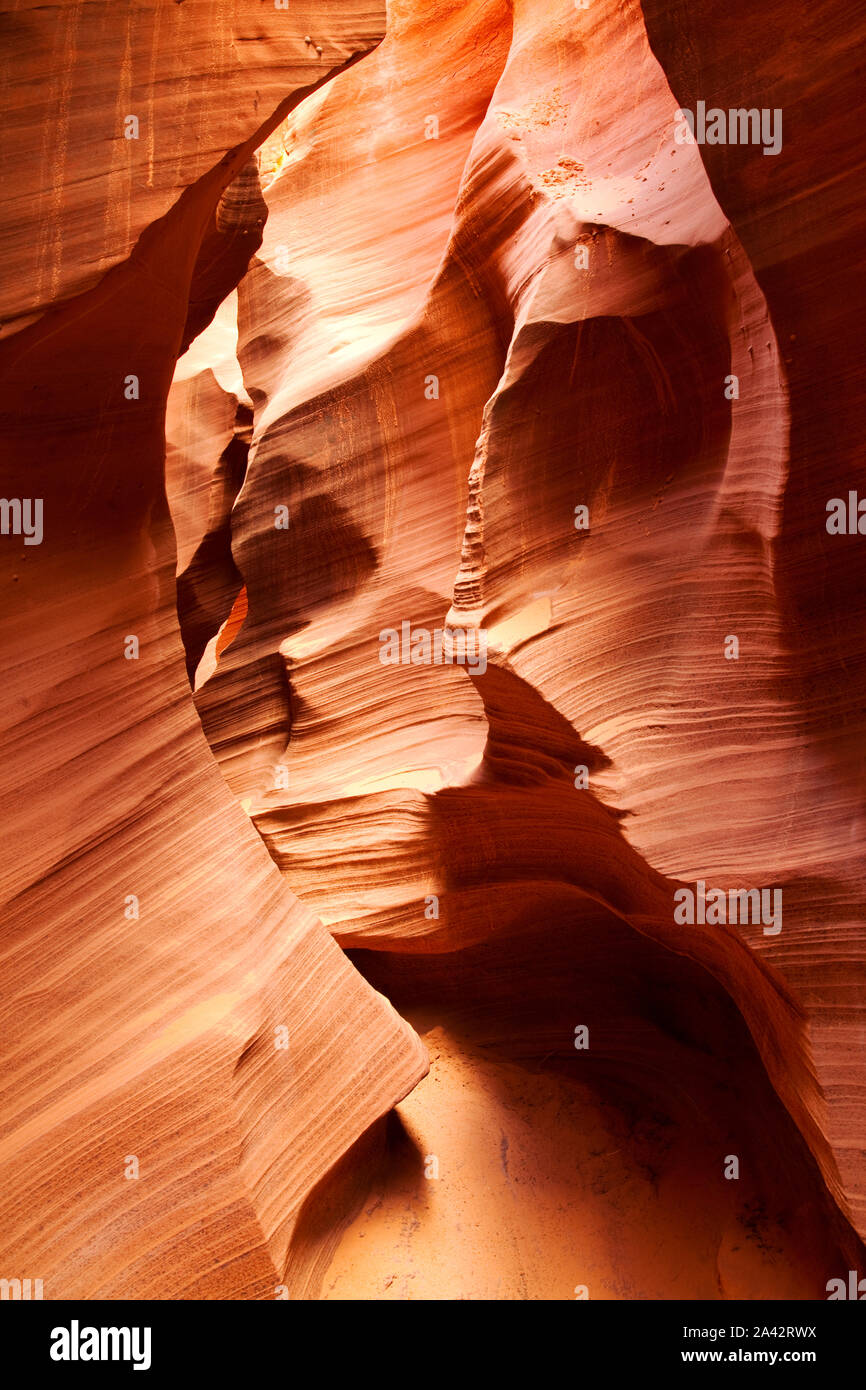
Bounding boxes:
1 0 864 1299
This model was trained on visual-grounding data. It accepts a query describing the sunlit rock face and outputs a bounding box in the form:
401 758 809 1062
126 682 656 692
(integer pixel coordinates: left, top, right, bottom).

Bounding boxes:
1 0 864 1299
0 1 426 1302
0 1 384 335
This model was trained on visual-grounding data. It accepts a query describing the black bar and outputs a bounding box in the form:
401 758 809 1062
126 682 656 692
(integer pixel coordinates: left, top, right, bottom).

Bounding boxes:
2 1299 861 1376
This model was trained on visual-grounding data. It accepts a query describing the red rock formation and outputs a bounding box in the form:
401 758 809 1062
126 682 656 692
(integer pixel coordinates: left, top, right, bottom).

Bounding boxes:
0 3 425 1300
1 0 863 1299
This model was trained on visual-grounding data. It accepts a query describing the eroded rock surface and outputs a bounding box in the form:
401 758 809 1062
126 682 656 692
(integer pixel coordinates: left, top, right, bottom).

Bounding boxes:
2 0 864 1298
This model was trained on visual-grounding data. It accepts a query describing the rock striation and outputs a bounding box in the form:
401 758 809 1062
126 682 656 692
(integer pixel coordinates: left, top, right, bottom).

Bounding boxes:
1 0 864 1298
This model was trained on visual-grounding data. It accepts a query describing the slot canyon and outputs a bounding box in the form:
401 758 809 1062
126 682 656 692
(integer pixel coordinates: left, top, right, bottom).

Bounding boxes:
0 0 864 1303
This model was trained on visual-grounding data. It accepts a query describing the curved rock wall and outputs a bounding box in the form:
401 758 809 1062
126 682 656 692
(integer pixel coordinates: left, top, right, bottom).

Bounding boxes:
1 0 864 1298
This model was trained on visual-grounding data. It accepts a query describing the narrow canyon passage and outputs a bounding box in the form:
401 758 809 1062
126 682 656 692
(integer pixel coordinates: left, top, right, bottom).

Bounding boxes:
168 0 865 1291
259 668 865 1299
1 0 864 1309
326 915 863 1300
